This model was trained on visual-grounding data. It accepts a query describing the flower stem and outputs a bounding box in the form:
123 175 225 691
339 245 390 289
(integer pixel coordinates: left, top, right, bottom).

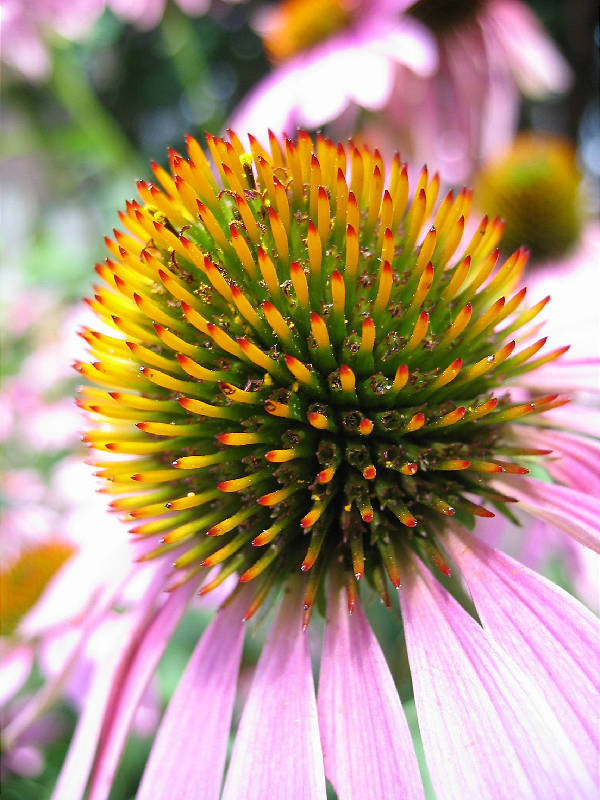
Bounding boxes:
49 45 141 172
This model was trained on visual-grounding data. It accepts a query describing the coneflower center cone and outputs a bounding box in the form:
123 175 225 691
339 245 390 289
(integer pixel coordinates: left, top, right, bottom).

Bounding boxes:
475 133 583 261
77 130 566 624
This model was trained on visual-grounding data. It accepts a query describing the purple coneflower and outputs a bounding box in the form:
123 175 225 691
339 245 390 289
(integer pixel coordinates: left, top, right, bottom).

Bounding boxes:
52 130 599 799
232 0 571 182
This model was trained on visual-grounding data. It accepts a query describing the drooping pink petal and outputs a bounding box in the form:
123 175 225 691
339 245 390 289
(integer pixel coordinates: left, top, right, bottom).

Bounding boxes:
398 553 592 800
515 426 600 495
445 523 599 784
230 18 436 147
518 359 600 395
85 577 200 800
495 476 600 553
49 627 127 800
317 578 424 800
487 0 573 97
221 582 326 800
136 589 248 800
7 562 153 792
230 40 393 146
0 645 34 705
49 561 176 800
479 23 519 159
535 403 600 437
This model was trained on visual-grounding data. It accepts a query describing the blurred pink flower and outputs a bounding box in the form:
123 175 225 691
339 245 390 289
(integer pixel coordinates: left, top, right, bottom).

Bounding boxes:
232 0 571 182
0 0 238 81
0 302 95 453
470 133 598 397
232 0 437 142
0 289 161 773
381 0 573 182
0 461 162 778
0 0 105 81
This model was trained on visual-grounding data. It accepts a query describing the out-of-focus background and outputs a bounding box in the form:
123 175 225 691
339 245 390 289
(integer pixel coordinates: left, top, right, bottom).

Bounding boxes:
1 1 598 797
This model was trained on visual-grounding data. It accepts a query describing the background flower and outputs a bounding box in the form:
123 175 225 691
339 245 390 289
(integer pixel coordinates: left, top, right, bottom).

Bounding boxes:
232 0 574 181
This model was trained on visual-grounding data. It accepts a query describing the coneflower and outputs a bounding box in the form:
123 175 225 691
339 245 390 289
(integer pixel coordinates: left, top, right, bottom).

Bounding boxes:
0 542 74 636
475 133 583 261
58 130 598 800
231 1 572 183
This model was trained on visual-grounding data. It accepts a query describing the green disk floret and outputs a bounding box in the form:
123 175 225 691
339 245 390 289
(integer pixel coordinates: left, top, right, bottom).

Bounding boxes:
77 130 566 620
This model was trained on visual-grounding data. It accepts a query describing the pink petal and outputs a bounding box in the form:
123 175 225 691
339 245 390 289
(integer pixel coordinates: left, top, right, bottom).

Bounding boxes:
221 583 326 800
0 645 34 705
0 9 50 81
136 590 248 800
86 578 199 800
50 562 184 800
175 0 210 15
517 427 600 495
495 476 600 553
50 630 126 800
487 0 572 96
108 0 166 29
229 67 302 147
518 359 600 394
445 524 599 783
398 553 591 800
229 19 436 145
317 579 424 800
371 20 437 77
9 564 154 788
295 45 395 127
534 403 600 437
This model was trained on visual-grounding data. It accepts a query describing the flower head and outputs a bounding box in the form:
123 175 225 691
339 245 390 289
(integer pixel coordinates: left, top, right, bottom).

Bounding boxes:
260 0 355 62
55 130 600 799
77 129 570 622
475 133 583 261
0 542 75 637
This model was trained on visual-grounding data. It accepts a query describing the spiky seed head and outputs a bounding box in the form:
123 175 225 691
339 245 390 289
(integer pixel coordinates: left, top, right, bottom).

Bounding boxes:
78 130 566 622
